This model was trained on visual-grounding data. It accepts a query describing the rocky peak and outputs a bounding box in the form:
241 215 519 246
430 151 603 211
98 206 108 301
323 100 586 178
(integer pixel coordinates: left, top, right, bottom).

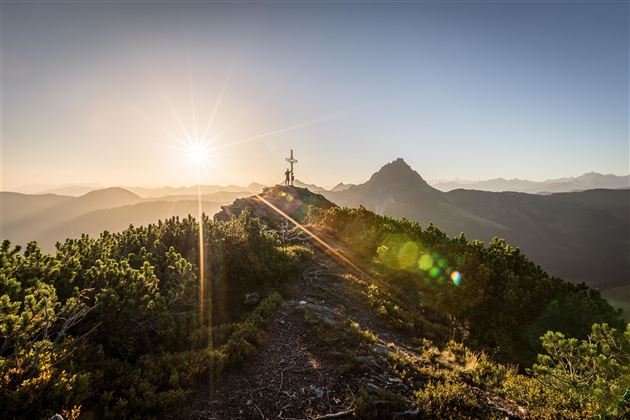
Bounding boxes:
367 158 432 191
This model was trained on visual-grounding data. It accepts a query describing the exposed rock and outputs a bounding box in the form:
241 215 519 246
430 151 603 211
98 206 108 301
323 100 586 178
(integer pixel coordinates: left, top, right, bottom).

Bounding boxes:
244 292 260 306
214 185 336 229
393 409 420 419
308 384 325 399
366 382 382 392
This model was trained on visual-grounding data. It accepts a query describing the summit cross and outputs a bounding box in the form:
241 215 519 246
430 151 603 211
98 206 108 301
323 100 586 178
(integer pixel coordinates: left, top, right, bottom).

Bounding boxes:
286 149 298 186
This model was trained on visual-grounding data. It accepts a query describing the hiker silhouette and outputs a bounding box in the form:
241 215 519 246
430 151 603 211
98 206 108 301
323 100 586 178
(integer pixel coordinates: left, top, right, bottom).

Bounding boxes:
285 169 291 186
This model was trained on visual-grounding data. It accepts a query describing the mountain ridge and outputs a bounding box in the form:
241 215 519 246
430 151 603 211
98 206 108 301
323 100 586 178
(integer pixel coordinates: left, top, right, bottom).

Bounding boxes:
432 172 630 193
6 170 627 197
3 161 628 289
322 159 630 290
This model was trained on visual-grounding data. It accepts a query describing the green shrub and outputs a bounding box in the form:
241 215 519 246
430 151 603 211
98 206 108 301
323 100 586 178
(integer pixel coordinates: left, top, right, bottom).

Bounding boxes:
0 211 294 418
313 207 624 366
94 293 281 418
460 349 508 392
414 380 489 419
523 323 630 418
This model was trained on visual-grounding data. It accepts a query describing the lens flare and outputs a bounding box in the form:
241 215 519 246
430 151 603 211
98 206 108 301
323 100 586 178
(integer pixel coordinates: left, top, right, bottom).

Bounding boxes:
183 140 212 167
397 241 419 268
450 270 462 286
419 253 433 270
372 235 463 288
255 194 366 276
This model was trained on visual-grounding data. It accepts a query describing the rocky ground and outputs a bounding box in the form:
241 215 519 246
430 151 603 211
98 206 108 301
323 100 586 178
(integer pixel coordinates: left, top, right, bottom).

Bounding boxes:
183 185 524 419
184 237 522 419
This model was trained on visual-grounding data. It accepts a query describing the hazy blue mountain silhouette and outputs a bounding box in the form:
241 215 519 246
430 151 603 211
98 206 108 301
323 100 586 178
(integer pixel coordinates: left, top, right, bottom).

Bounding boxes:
431 172 630 193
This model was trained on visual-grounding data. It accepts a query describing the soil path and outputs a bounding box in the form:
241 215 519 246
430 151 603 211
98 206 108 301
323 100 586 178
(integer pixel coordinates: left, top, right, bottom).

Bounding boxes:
188 244 421 419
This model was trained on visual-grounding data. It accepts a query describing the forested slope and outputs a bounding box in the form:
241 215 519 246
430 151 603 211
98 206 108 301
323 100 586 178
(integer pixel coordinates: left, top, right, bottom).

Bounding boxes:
1 185 628 419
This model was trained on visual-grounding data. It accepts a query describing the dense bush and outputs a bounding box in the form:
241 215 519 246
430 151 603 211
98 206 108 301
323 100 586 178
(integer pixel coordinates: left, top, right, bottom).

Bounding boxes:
311 206 630 418
525 322 630 417
0 213 308 418
382 325 629 418
313 206 623 365
415 380 489 419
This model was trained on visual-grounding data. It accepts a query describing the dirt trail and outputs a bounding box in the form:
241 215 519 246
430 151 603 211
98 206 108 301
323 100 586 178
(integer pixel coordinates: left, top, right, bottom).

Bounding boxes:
187 244 424 419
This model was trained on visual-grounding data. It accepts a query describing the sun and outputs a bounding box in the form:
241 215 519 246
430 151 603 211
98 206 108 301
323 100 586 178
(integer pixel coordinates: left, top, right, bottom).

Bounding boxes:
182 140 211 167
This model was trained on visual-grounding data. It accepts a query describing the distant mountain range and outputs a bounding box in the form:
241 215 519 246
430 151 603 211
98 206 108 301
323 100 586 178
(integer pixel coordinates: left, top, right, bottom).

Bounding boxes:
125 183 266 198
322 159 630 290
0 188 248 252
11 183 265 197
2 161 628 290
10 171 626 198
430 172 630 193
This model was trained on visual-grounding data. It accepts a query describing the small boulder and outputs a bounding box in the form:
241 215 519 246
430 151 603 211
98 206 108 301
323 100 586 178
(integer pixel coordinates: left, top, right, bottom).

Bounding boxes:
244 292 260 305
308 384 325 399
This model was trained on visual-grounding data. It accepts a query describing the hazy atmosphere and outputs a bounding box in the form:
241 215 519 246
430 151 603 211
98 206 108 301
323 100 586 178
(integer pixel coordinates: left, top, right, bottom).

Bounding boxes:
2 1 628 190
2 2 629 419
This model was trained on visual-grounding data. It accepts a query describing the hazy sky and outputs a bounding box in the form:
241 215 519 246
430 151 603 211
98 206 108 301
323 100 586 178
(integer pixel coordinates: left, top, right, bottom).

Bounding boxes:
2 1 628 190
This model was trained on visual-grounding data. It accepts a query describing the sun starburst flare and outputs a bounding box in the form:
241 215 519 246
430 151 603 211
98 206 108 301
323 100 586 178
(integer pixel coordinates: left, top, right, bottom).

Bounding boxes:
181 140 213 167
128 64 356 395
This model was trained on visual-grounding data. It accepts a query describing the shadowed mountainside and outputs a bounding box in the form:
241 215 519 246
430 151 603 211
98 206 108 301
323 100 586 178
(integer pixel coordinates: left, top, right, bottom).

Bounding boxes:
1 188 239 252
603 285 630 321
323 159 630 290
2 188 143 245
3 162 628 289
38 200 225 251
0 192 74 225
324 159 508 240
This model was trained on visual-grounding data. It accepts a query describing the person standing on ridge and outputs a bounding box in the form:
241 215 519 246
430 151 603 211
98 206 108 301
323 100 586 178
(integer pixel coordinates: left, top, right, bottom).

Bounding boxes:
284 168 291 186
286 149 297 186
